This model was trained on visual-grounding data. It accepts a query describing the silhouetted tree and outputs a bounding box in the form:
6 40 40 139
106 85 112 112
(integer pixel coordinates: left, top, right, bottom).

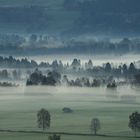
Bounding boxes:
37 108 51 131
129 111 140 137
48 71 61 82
52 60 59 69
129 63 136 74
87 59 93 69
105 63 112 73
12 70 18 79
0 70 8 79
71 58 81 69
92 79 101 87
90 118 101 135
123 64 128 75
30 34 38 43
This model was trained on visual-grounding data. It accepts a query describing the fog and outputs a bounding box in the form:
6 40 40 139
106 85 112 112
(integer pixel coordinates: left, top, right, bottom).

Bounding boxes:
0 54 140 104
0 85 140 104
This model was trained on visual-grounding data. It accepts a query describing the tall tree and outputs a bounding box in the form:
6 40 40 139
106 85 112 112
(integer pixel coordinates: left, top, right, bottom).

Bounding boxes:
37 108 51 131
129 111 140 137
90 118 101 135
105 63 112 73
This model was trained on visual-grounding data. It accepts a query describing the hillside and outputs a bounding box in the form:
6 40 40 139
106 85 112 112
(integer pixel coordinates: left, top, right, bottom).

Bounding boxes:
0 0 140 36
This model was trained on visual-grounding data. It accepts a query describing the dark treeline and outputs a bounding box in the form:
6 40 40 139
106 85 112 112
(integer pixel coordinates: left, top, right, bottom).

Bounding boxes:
26 67 140 87
0 55 138 69
50 38 140 54
1 56 140 86
26 68 116 87
0 56 139 77
0 56 140 87
0 56 38 68
1 34 140 54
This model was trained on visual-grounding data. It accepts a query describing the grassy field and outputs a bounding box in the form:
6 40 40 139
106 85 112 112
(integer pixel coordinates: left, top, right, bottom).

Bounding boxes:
0 133 139 140
0 86 140 140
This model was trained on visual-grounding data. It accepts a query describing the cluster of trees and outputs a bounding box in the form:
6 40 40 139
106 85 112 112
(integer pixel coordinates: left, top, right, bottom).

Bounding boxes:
1 56 138 77
26 69 118 88
0 56 38 68
69 59 139 78
26 69 61 86
0 56 63 69
0 56 140 85
107 81 117 88
0 82 18 87
83 60 139 78
61 38 140 54
0 69 9 79
0 34 25 50
1 34 140 54
0 34 62 55
37 108 140 137
62 75 102 87
0 69 21 80
129 112 140 137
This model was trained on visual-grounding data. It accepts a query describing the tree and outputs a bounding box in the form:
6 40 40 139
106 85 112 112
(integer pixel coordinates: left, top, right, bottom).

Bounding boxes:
71 58 81 69
12 70 18 79
105 63 112 73
48 71 61 82
122 64 128 75
42 76 57 86
134 74 140 83
92 79 101 87
129 63 136 74
87 59 93 69
129 111 140 137
37 108 51 131
90 118 101 135
29 34 38 43
2 69 8 79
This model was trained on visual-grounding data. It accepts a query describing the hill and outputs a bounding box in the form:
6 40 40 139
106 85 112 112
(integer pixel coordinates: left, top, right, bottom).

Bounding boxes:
0 0 140 36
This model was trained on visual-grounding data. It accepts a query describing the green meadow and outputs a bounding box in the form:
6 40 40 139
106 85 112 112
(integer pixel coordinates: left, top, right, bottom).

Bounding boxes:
0 86 139 140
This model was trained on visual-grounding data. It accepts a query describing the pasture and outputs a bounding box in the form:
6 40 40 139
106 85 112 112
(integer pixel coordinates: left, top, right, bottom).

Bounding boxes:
0 86 139 140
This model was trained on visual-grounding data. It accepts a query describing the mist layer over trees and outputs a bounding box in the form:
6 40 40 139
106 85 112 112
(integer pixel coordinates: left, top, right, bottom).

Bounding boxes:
0 34 140 55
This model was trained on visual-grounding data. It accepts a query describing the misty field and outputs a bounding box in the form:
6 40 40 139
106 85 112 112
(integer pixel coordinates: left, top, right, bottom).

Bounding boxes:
0 86 140 140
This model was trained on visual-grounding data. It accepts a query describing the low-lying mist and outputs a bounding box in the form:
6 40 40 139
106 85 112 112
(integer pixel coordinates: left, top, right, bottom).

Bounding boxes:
0 85 139 104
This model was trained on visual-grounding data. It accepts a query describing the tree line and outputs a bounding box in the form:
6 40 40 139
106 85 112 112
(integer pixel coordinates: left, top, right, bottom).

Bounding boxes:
1 35 140 54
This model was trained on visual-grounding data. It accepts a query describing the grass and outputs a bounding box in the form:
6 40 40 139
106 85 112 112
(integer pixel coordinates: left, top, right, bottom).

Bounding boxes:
0 133 139 140
0 86 139 139
0 133 135 140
